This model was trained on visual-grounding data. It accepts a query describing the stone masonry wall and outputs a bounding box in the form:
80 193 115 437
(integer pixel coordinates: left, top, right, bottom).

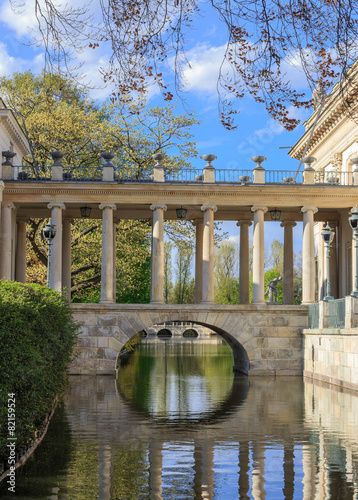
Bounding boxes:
303 329 358 391
69 304 309 376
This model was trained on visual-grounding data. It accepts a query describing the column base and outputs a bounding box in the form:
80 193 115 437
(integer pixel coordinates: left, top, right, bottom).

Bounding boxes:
200 300 215 305
99 299 116 304
251 300 265 305
150 300 165 304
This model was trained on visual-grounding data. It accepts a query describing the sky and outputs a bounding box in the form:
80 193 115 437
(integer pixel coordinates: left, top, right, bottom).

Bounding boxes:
0 0 313 257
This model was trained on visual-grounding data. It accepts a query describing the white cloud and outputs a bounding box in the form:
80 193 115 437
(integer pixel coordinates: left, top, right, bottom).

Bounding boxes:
0 1 38 37
0 41 44 77
181 43 228 94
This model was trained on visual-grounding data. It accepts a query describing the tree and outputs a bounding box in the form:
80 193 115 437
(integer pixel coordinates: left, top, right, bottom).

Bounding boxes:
0 71 200 299
164 242 173 304
10 1 358 129
214 240 240 304
170 241 195 304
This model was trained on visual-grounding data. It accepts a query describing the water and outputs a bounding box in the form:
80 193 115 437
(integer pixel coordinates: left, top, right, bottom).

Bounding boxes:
1 338 358 499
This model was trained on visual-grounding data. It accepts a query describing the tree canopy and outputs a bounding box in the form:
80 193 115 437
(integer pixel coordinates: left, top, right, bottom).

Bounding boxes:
9 0 358 129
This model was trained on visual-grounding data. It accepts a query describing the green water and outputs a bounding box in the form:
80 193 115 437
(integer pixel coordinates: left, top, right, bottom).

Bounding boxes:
1 338 358 499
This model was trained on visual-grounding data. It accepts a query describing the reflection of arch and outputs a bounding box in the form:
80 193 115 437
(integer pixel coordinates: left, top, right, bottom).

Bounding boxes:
183 329 199 338
157 329 172 338
116 373 250 427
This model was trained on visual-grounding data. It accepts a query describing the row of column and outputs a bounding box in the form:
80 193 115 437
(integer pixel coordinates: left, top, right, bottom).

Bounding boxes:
0 202 318 305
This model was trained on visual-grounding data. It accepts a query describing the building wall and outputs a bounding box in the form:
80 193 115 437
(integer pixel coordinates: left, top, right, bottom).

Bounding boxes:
303 330 358 392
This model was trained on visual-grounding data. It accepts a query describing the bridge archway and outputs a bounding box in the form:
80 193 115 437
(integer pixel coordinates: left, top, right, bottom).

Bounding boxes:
157 328 172 338
70 303 307 375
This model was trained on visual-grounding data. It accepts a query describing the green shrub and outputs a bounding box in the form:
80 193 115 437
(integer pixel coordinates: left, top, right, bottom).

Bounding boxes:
0 281 78 462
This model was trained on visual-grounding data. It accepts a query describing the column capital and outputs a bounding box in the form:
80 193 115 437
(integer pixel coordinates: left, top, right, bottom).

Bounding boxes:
150 204 167 211
280 221 297 228
327 220 338 229
192 218 204 226
200 205 217 213
63 217 74 224
16 217 28 224
251 206 268 213
47 202 66 210
236 220 252 227
301 206 318 214
99 203 116 211
2 202 15 210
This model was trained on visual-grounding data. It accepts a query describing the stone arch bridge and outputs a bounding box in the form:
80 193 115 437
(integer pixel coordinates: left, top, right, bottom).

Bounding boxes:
70 303 308 376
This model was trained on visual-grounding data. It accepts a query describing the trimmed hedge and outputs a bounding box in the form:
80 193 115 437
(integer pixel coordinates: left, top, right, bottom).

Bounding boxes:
0 281 78 462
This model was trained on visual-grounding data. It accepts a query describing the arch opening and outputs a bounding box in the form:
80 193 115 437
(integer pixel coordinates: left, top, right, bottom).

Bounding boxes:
182 329 199 338
157 328 172 338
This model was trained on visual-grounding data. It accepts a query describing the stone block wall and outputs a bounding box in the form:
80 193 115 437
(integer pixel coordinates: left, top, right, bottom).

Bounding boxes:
303 329 358 391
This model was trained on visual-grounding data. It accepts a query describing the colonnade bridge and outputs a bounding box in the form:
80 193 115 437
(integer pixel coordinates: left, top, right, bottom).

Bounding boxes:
1 154 357 374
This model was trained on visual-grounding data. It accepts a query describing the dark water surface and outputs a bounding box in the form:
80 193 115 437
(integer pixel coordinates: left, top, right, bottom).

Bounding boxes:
1 338 358 499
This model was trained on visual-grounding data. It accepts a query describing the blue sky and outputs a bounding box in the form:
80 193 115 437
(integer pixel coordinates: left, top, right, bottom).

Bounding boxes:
0 1 311 255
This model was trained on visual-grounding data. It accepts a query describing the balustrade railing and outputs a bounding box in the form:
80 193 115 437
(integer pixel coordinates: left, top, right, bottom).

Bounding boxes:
62 166 102 182
308 303 319 329
115 166 153 182
215 169 252 183
5 165 358 186
328 298 346 328
314 170 353 186
265 170 303 184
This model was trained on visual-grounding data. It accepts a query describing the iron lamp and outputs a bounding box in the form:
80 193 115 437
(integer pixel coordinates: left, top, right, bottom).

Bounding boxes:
176 207 187 219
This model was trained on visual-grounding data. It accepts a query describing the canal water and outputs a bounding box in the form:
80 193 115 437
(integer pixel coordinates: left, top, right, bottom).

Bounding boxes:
1 338 358 499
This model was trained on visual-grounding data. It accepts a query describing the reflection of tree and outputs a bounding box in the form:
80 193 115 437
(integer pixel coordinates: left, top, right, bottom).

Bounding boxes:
117 341 235 417
112 446 149 499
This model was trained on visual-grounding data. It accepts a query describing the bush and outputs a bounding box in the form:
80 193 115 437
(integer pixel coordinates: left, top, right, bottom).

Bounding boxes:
0 281 78 462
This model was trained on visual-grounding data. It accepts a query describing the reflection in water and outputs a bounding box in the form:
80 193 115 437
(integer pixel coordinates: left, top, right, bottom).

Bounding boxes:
1 339 358 499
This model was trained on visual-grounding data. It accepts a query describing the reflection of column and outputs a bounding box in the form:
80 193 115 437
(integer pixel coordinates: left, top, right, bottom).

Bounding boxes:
148 442 163 499
252 443 266 499
15 218 27 283
0 202 15 279
201 205 217 304
302 444 316 500
113 221 117 301
193 441 214 500
317 432 329 499
251 206 268 304
194 219 204 303
98 445 112 500
237 221 252 304
283 443 295 500
150 204 167 303
327 221 338 299
238 441 250 499
281 221 296 304
99 203 116 303
47 203 65 292
62 218 72 301
301 206 318 304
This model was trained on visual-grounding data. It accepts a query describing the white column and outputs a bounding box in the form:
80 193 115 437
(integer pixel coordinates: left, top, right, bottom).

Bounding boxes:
113 221 117 301
0 202 15 280
237 220 252 304
193 219 204 304
252 443 266 499
99 203 116 303
281 221 297 305
47 203 66 292
328 221 338 299
201 205 217 304
15 218 27 283
301 206 318 304
150 204 167 303
62 218 72 301
251 206 268 304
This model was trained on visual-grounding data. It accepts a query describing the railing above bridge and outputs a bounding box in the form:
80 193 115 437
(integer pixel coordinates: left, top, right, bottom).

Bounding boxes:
3 165 357 187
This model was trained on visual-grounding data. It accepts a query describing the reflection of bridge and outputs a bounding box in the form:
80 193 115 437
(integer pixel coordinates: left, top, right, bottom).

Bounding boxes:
70 303 308 375
64 375 358 499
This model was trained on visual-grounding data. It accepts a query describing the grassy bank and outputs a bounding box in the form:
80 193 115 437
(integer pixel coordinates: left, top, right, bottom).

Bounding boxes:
0 281 78 463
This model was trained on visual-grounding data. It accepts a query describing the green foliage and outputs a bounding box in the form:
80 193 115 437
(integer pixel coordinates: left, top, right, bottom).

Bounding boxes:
215 240 240 304
0 281 78 462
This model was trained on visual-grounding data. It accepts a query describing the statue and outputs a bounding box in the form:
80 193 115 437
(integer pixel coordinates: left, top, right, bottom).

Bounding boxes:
264 276 282 304
312 82 326 110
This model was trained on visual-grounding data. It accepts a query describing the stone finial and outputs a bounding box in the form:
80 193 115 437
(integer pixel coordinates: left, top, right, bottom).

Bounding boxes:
2 151 16 166
302 156 316 170
312 82 326 110
202 154 217 167
101 152 115 167
251 155 266 170
50 151 65 166
152 153 165 166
